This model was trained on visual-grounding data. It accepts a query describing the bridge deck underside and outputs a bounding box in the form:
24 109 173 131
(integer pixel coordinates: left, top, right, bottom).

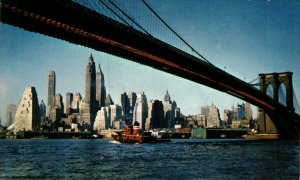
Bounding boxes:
1 0 298 137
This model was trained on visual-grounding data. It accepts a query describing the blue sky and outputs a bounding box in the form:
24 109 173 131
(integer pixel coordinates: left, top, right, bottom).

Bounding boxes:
0 0 299 121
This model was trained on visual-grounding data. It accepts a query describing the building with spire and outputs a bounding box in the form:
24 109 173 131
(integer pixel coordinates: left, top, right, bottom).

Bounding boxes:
85 54 96 105
46 70 55 117
163 91 176 128
80 54 98 129
96 63 106 108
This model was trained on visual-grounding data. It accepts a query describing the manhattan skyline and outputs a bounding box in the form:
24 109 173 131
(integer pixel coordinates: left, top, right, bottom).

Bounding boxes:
0 0 299 120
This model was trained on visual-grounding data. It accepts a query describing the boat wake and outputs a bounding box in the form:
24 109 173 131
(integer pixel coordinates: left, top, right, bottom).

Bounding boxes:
110 140 121 144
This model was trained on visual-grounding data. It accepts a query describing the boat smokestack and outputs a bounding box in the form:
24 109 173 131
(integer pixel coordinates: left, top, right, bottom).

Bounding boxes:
133 121 140 135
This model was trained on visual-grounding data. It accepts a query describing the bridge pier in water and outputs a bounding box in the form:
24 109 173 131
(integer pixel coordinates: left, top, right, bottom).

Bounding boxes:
257 72 297 137
258 110 277 134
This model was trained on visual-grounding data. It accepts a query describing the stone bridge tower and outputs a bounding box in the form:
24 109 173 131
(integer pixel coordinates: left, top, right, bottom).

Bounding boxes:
258 72 294 133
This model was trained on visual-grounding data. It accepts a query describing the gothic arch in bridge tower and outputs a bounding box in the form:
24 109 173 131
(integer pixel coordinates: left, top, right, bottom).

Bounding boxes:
266 84 273 98
259 72 294 112
278 83 287 106
258 72 295 134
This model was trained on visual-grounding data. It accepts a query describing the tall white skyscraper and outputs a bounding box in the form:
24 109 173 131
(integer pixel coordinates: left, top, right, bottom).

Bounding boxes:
94 107 109 131
133 92 148 130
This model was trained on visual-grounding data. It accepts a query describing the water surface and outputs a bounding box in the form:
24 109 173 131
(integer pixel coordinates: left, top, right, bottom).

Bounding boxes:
0 139 298 179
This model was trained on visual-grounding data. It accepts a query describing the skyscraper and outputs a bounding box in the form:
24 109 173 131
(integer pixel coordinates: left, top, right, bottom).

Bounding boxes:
80 55 98 129
72 92 82 112
94 107 109 131
236 103 246 120
14 87 40 132
207 104 221 128
85 54 96 104
245 102 252 120
119 92 129 122
49 94 64 123
175 108 186 127
109 104 122 127
201 105 210 120
5 104 17 127
133 92 148 130
163 91 176 128
46 70 55 116
96 63 106 108
65 92 73 114
39 100 46 126
145 99 163 129
105 94 114 107
127 92 137 125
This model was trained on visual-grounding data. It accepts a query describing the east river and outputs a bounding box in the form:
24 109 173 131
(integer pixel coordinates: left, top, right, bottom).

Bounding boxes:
0 139 298 179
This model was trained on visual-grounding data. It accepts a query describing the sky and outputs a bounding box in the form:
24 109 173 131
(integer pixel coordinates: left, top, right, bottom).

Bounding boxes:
0 0 299 122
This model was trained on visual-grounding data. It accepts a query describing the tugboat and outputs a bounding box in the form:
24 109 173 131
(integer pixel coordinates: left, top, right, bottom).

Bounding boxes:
113 121 157 143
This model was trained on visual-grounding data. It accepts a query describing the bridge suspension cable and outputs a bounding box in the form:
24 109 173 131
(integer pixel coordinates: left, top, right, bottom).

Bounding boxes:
98 0 131 27
105 0 152 36
248 77 259 84
140 0 213 65
73 0 215 66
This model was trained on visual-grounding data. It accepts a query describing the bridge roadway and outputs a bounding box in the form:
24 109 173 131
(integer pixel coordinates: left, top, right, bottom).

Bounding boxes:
0 0 298 136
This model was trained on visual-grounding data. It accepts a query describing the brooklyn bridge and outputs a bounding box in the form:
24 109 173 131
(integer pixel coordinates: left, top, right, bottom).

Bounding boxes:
0 0 299 138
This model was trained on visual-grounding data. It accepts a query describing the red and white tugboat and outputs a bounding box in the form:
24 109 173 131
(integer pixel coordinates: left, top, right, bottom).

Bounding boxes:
114 121 157 143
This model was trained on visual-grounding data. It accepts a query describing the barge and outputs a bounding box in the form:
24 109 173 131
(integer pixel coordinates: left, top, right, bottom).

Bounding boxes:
242 133 279 140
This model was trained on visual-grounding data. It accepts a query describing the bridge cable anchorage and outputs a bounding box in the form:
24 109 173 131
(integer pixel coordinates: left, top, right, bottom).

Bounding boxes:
140 0 213 65
98 0 131 27
106 0 152 36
